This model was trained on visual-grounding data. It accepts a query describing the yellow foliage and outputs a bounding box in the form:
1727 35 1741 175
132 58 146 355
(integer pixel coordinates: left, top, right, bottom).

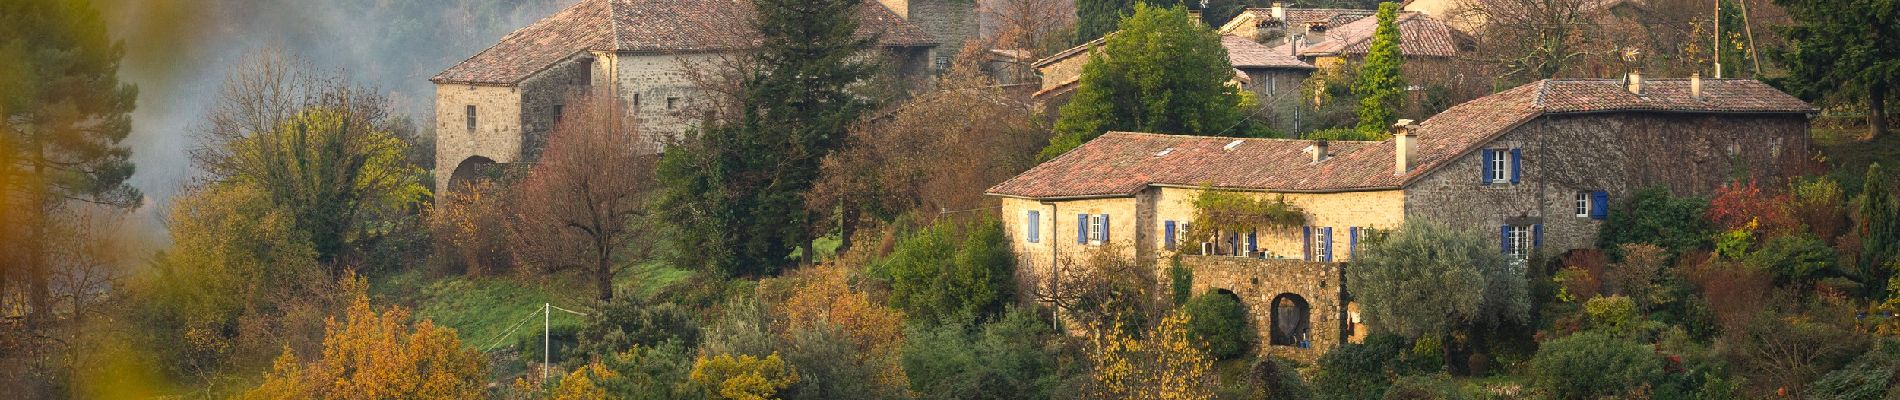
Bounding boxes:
551 361 619 400
690 352 800 400
1086 311 1218 400
235 273 488 400
767 264 910 389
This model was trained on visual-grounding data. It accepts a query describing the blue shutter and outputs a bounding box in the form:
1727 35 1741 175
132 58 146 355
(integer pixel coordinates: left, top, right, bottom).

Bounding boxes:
1247 230 1258 255
1533 224 1544 248
1303 226 1313 261
1480 150 1494 185
1027 211 1040 243
1349 227 1360 260
1510 148 1522 184
1164 221 1177 250
1590 190 1609 220
1077 214 1088 244
1500 224 1512 254
1100 214 1110 243
1320 227 1334 262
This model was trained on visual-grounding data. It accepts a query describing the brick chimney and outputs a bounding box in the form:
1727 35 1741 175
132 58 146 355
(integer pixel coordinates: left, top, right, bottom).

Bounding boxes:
1393 119 1419 175
1306 140 1330 163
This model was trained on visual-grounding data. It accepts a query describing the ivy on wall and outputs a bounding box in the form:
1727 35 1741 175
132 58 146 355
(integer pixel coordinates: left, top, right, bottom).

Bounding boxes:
1186 188 1307 251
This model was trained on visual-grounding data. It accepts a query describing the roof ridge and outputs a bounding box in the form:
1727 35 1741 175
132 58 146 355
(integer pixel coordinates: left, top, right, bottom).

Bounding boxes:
1532 79 1549 109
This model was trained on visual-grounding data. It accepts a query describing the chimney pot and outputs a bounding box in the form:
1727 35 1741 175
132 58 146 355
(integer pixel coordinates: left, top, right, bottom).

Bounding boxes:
1308 140 1330 162
1691 72 1703 100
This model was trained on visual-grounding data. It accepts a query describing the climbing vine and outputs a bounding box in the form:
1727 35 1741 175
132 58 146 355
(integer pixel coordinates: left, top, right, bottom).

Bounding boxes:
1185 188 1307 251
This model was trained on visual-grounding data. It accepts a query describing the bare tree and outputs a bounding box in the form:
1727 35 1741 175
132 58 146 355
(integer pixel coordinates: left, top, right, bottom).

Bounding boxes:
512 89 660 301
1459 0 1607 82
981 0 1077 85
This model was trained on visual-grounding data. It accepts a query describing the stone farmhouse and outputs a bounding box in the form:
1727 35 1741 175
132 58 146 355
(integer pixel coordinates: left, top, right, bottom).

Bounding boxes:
986 76 1814 360
430 0 975 193
1031 31 1316 105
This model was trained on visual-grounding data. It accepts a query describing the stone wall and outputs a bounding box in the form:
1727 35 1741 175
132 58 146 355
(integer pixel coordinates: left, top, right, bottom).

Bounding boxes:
904 0 977 66
1182 255 1351 363
516 54 597 162
1239 68 1312 99
1036 51 1090 91
1404 112 1811 254
1000 196 1142 294
434 83 522 193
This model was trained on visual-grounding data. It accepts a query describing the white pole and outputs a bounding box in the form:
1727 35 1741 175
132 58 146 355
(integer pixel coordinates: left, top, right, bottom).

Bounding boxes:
543 302 550 383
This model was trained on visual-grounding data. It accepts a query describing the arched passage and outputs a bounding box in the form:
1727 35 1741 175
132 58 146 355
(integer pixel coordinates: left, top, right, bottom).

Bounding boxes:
1269 293 1311 348
447 156 498 191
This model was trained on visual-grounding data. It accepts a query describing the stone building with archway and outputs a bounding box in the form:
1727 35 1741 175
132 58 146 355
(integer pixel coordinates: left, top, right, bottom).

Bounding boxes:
987 77 1813 359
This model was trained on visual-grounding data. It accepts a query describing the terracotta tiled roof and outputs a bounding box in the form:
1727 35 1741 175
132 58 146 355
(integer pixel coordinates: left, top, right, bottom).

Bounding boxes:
1031 36 1107 69
1223 35 1314 70
988 79 1814 198
433 0 936 85
1281 12 1463 58
1234 7 1378 27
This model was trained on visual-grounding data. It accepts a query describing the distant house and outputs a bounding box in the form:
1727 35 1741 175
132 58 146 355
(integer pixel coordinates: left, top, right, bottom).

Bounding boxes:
1029 32 1316 105
1266 10 1470 72
1217 5 1377 46
986 76 1814 359
429 0 965 193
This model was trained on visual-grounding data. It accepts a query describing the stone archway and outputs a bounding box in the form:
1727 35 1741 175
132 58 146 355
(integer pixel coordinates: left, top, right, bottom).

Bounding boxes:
447 156 498 191
1269 293 1311 347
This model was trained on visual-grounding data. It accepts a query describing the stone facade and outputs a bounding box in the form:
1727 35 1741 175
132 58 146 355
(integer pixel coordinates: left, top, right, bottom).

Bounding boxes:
1183 256 1351 363
880 0 978 68
1404 112 1811 254
434 84 523 190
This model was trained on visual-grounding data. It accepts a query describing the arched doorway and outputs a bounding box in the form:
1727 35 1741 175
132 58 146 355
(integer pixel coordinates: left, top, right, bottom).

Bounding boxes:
1269 293 1311 348
447 156 498 191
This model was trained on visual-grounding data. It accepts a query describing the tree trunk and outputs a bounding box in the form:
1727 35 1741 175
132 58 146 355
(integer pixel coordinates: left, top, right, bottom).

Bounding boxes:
836 201 859 256
27 137 49 329
596 256 613 301
1870 83 1890 139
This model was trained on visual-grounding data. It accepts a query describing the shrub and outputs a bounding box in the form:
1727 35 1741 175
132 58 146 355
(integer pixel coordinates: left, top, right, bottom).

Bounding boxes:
1183 290 1252 360
1598 186 1712 259
1605 244 1669 311
574 297 702 363
1169 258 1193 305
881 218 1015 324
690 352 799 400
901 307 1061 400
1745 233 1838 285
1582 296 1638 335
1527 331 1664 399
1247 357 1312 400
1312 334 1414 400
1380 374 1466 400
1804 339 1900 400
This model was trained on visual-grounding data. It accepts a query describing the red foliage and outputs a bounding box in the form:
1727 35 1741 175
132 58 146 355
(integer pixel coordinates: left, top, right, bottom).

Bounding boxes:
1707 179 1800 238
1684 259 1775 333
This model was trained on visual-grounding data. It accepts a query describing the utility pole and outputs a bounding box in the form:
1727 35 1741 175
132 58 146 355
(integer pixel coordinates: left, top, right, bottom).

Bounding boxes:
543 302 550 383
1713 0 1723 78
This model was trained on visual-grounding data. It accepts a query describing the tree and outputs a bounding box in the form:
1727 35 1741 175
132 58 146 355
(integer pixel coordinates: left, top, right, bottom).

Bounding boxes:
1074 0 1135 43
1462 0 1600 83
1598 186 1713 259
1852 163 1900 296
238 275 488 400
1770 0 1900 138
1043 3 1249 159
1349 220 1528 369
900 307 1062 400
1353 2 1405 137
1083 311 1219 399
512 91 660 300
690 352 800 400
195 53 426 272
660 0 877 277
1182 290 1251 360
880 218 1016 324
0 0 142 327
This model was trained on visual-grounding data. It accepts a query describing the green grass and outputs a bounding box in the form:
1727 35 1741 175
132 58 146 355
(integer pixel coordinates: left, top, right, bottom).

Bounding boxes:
367 259 699 354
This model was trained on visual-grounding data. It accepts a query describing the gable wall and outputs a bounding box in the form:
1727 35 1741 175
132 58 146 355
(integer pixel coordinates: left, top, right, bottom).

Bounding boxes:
434 83 522 193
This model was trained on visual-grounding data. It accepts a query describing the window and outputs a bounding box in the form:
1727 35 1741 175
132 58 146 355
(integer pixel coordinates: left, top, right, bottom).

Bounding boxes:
1576 192 1590 217
1026 211 1041 243
553 104 564 126
1318 227 1334 262
1088 214 1105 244
934 55 951 72
465 105 477 131
1506 225 1531 261
632 94 641 110
1489 150 1509 183
579 59 594 86
666 97 680 110
1164 220 1177 250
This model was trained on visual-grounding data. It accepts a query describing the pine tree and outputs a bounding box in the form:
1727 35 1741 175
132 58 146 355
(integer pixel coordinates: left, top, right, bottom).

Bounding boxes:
659 0 876 277
1770 0 1900 138
1044 3 1247 159
0 0 141 327
1352 2 1405 138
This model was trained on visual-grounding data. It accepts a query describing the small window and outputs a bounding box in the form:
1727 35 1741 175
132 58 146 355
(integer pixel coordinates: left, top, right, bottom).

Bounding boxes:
632 94 641 110
553 104 564 126
579 59 594 86
666 97 680 110
934 55 951 72
1507 226 1532 262
1490 150 1510 183
1026 211 1041 243
465 105 477 131
1088 215 1105 243
1576 192 1590 217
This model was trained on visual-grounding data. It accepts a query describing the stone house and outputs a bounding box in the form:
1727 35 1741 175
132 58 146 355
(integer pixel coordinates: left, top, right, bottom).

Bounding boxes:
985 76 1814 359
430 0 964 193
1217 5 1376 47
1264 9 1470 72
1029 32 1316 105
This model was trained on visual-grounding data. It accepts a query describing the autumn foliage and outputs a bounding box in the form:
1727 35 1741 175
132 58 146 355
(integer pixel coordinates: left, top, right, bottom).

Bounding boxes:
238 274 487 400
1707 179 1800 238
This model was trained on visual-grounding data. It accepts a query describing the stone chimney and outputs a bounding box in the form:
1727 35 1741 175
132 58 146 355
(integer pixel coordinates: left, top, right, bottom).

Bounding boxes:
1690 72 1703 100
1306 140 1330 163
1625 69 1644 95
1271 3 1286 20
1393 119 1419 175
1305 22 1327 45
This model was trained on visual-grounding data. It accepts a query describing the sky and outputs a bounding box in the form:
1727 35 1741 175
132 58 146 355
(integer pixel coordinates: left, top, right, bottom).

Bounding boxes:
95 0 573 238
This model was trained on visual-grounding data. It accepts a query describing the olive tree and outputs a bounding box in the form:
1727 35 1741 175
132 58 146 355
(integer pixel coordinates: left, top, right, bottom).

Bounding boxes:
1349 220 1528 370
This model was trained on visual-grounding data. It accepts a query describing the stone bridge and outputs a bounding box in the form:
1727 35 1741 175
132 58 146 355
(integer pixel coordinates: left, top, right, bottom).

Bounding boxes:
1181 255 1357 363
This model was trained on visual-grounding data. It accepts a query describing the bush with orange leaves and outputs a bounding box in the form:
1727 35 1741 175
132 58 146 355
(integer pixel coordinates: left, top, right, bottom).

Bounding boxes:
753 263 910 396
238 274 487 400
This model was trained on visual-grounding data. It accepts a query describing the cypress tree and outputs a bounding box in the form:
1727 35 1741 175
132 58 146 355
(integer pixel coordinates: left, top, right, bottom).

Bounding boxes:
1352 2 1405 138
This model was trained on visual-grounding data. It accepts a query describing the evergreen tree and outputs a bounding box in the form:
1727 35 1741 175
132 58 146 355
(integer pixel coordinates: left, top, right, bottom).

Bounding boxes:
1352 2 1405 138
1075 0 1136 43
1769 0 1900 138
1043 3 1247 159
659 0 876 277
0 0 141 326
1350 220 1528 370
1857 163 1900 297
